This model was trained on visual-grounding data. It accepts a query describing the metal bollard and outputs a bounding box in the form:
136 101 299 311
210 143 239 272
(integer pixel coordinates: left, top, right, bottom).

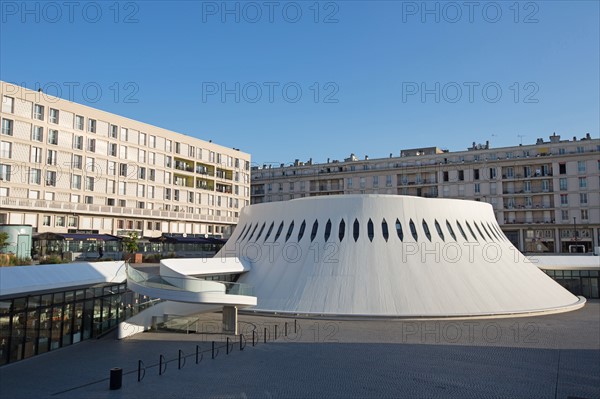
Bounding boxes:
109 367 122 390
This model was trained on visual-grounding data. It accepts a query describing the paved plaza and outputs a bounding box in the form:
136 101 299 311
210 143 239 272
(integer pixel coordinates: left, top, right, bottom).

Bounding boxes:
1 301 599 399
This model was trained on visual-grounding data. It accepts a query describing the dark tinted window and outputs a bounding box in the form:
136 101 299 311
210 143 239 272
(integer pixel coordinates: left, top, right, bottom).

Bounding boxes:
255 222 266 241
395 219 404 241
241 223 253 241
480 222 494 240
324 219 332 241
236 224 247 243
465 221 478 241
353 219 360 242
422 220 431 241
264 222 275 242
310 220 319 242
285 221 295 242
409 219 418 241
339 219 346 242
434 219 444 241
274 221 285 242
247 223 259 241
456 220 468 240
446 221 457 241
367 219 374 242
382 219 389 242
473 221 487 241
297 220 306 242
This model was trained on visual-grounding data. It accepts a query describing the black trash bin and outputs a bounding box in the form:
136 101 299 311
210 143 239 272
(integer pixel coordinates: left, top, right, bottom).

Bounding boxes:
109 367 122 390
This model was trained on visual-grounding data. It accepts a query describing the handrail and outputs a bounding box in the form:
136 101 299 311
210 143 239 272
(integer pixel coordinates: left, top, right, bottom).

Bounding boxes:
126 266 254 297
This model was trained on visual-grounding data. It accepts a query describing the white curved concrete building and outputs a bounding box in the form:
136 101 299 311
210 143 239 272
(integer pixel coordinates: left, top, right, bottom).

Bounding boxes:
222 195 583 317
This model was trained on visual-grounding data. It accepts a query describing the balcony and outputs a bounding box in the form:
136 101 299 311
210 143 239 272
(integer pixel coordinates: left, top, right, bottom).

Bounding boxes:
216 183 232 194
174 158 194 173
196 177 214 191
196 162 214 176
215 168 233 180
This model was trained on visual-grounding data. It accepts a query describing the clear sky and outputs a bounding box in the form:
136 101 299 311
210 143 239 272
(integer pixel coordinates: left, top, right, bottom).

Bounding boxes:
1 1 598 166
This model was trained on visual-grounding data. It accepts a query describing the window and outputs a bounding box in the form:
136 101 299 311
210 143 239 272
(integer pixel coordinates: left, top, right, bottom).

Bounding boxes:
45 171 57 186
359 177 366 189
273 221 285 242
505 167 514 178
465 221 478 241
1 96 14 113
579 177 587 189
353 219 360 242
30 146 42 163
139 150 146 163
297 220 306 241
346 178 353 189
524 181 531 193
0 164 11 181
138 167 146 179
422 220 432 241
119 163 127 176
88 119 97 133
120 128 128 141
0 141 11 159
409 219 418 241
55 216 65 227
560 194 568 206
264 222 275 242
68 216 78 228
72 154 82 169
175 142 181 154
486 223 499 240
581 209 588 220
456 221 468 240
149 135 156 148
386 175 392 187
49 108 59 124
324 219 332 241
372 176 379 188
474 183 480 194
474 169 480 180
580 193 588 205
246 224 259 241
120 145 127 158
32 126 43 141
559 163 566 175
164 188 171 200
48 129 58 145
338 219 346 242
395 219 403 241
47 149 57 165
523 166 531 177
139 132 146 146
109 124 118 138
108 143 117 157
559 178 567 190
33 104 44 120
576 146 584 153
1 118 13 136
165 140 172 152
443 171 449 182
174 189 180 201
473 222 487 241
71 174 82 189
310 220 319 242
84 196 93 204
73 135 83 150
149 169 155 181
29 168 41 185
87 138 96 152
446 221 456 241
75 115 84 130
381 219 389 242
542 180 550 192
561 210 569 221
434 220 444 241
458 170 464 181
367 219 374 242
42 216 51 226
85 177 94 191
489 168 497 179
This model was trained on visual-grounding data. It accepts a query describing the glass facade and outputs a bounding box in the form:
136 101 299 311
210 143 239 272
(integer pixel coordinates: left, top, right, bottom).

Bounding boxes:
543 269 600 299
0 284 157 366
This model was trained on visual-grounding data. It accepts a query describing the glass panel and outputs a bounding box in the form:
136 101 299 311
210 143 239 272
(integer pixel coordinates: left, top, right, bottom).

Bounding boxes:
83 300 94 340
10 312 25 362
24 309 39 358
50 305 62 350
62 303 73 346
38 306 51 354
0 300 11 366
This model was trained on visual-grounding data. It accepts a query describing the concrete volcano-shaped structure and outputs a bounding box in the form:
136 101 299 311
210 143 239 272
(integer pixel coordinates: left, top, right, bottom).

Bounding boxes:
222 195 583 317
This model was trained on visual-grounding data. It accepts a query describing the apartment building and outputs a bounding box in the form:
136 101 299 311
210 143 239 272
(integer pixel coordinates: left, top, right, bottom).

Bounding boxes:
251 135 600 253
0 81 251 239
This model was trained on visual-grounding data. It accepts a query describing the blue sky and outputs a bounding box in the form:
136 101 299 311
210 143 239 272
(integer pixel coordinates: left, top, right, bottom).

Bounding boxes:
1 1 598 165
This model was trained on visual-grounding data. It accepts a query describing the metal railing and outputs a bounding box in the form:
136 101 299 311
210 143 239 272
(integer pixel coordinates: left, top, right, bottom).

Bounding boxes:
127 267 255 297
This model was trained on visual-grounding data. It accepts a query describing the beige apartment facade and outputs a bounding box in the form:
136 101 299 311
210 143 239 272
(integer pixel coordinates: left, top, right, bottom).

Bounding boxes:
0 81 251 239
251 135 600 253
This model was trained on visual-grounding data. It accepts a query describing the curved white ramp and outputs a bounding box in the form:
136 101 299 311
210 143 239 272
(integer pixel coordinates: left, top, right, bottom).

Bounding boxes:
126 266 256 307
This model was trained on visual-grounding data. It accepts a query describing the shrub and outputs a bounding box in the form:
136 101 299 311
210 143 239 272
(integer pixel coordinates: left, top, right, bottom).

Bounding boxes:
38 255 65 265
0 254 33 266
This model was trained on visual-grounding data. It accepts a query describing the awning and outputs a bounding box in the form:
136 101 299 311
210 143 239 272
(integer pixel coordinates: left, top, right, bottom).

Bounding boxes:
149 234 226 245
34 233 122 242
